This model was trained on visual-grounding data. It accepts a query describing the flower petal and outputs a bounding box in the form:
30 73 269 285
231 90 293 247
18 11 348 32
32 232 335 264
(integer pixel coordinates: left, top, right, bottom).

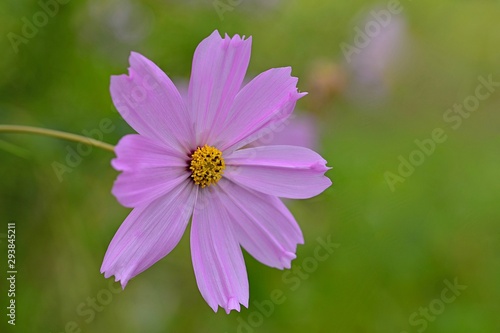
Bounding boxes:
188 30 252 145
215 67 306 152
111 135 190 208
110 52 193 153
218 179 303 269
190 186 249 313
112 169 189 208
101 181 197 288
111 134 188 171
224 145 332 199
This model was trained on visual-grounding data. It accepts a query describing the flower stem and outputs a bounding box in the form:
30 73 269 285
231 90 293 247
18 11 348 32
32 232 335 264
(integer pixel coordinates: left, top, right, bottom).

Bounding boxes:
0 125 115 152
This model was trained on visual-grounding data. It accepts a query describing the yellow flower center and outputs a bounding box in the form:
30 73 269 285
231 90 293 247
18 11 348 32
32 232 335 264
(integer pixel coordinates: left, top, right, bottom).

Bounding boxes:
189 145 225 188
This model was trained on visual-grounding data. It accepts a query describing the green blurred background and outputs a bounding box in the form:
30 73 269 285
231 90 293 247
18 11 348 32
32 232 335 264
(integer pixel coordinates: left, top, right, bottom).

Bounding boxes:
1 0 500 332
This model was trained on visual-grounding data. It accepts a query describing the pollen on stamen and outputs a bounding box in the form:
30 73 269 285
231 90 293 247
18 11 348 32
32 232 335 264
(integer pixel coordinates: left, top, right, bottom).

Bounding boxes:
189 145 225 188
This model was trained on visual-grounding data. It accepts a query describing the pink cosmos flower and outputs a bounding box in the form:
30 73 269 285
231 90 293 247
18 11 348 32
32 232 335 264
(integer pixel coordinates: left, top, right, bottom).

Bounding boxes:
101 30 331 313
